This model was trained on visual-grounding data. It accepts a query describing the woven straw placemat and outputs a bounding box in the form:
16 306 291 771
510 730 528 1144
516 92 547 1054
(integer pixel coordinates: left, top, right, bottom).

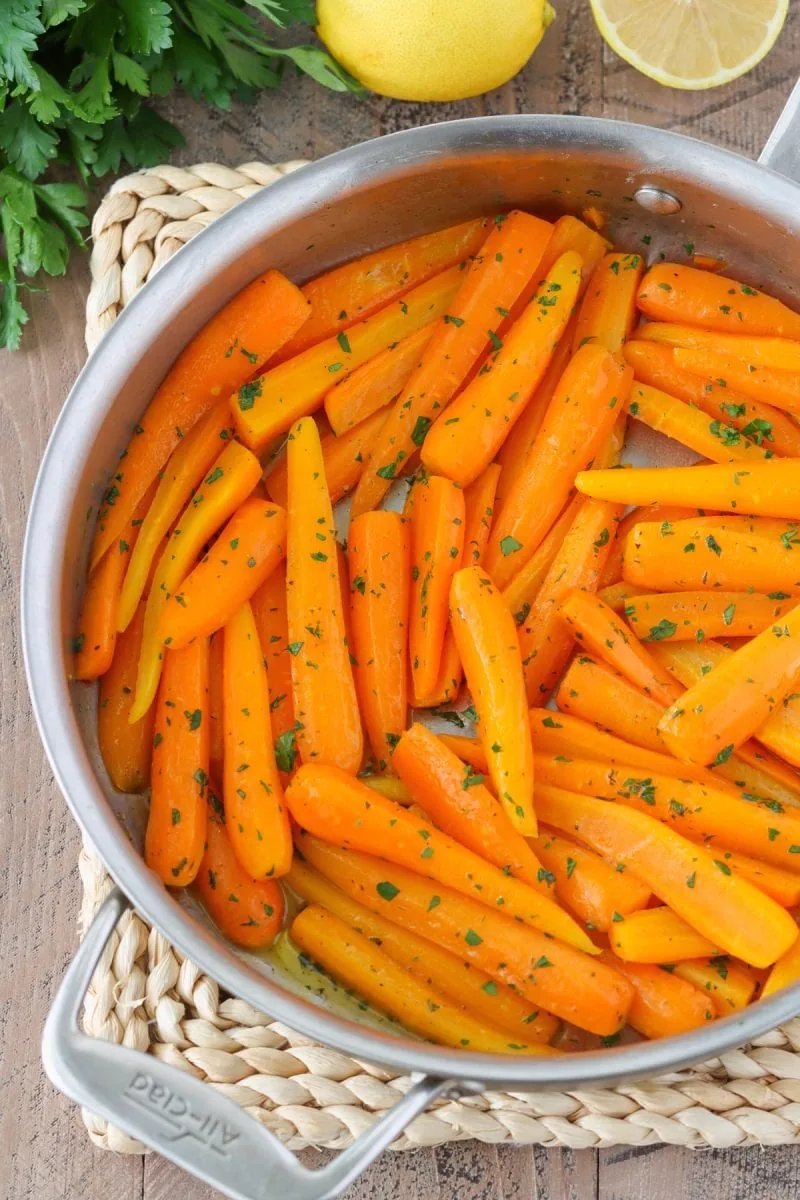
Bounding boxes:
77 159 800 1156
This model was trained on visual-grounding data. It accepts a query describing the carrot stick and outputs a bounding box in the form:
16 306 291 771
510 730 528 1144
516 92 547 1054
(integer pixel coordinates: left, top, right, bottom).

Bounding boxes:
533 784 797 967
274 218 490 364
672 958 757 1014
144 638 209 887
577 460 800 520
462 463 501 568
437 733 488 774
502 495 583 628
286 418 362 774
531 826 651 932
557 587 682 707
637 263 800 339
485 345 631 588
623 339 800 457
250 564 296 770
637 322 800 372
450 566 536 834
291 904 552 1054
222 601 292 879
129 441 262 722
348 511 410 768
762 922 800 997
324 324 434 436
624 591 793 642
208 629 224 780
572 252 644 353
627 382 772 464
408 475 465 704
286 764 598 953
674 349 800 415
265 405 390 509
531 215 610 302
597 581 650 612
233 267 464 452
194 791 284 949
350 212 554 517
609 907 720 963
517 497 623 702
97 600 155 793
718 850 800 908
393 723 544 889
599 503 701 590
91 270 308 567
297 831 632 1036
608 957 714 1038
287 860 559 1042
421 251 582 487
362 775 412 804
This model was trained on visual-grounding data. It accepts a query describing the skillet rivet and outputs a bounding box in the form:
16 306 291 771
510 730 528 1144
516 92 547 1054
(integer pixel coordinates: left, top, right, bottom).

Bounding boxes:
634 186 682 215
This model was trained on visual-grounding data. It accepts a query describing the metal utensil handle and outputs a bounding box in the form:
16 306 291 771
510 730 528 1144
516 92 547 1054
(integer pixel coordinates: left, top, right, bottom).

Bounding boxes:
43 889 453 1200
759 79 800 182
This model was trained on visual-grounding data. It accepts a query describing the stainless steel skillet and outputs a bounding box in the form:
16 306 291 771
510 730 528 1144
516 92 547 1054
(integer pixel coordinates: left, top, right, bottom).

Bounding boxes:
22 82 800 1200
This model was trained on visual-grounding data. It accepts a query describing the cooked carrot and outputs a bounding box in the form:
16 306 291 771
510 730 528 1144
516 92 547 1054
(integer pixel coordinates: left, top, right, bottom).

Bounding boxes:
485 345 631 589
287 860 558 1042
208 629 224 780
97 601 155 793
627 383 772 464
394 723 544 889
437 733 488 774
233 267 463 452
517 497 622 703
558 587 682 707
462 463 501 568
600 503 699 590
637 263 800 339
291 904 552 1054
718 850 800 908
297 832 631 1036
637 322 800 371
450 566 536 834
658 603 800 767
624 339 800 457
265 405 390 509
573 252 644 353
91 270 308 568
408 476 465 704
608 957 714 1038
350 212 554 517
250 564 296 770
534 784 797 967
286 764 597 953
222 601 291 879
144 638 209 887
274 219 489 364
348 511 410 767
502 495 583 628
324 324 433 436
130 441 262 722
577 460 800 520
674 349 800 415
624 591 793 642
598 581 650 612
286 418 362 774
194 792 284 949
609 907 720 963
762 922 800 997
672 957 757 1014
421 251 582 487
530 215 610 303
531 826 651 932
362 775 412 804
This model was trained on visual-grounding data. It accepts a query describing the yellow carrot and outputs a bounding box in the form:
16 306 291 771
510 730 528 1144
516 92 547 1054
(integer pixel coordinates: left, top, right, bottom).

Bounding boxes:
672 958 758 1015
627 382 772 464
609 907 720 963
572 252 644 354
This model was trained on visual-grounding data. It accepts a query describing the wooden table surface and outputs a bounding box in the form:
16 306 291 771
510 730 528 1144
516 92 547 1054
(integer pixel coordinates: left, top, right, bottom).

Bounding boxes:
3 5 800 1197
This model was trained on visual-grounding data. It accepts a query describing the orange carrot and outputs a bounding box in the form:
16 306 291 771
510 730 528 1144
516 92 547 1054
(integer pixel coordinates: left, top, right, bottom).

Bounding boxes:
534 784 797 967
517 497 622 702
598 581 650 612
97 601 155 793
672 958 757 1014
286 418 362 773
273 218 489 364
348 511 410 768
637 322 800 372
194 792 284 948
250 564 297 766
637 263 800 339
91 270 308 567
421 251 582 487
408 475 465 704
717 850 800 908
609 907 720 963
437 733 488 774
602 504 703 591
558 587 682 708
233 267 463 452
208 629 224 780
265 405 390 509
130 441 262 722
144 638 209 887
531 826 651 932
609 957 714 1038
450 566 536 834
286 764 598 953
462 463 501 567
222 601 291 879
324 324 433 436
762 921 800 997
530 215 610 303
393 723 544 889
298 832 632 1036
624 591 793 642
502 494 583 627
674 349 800 415
573 252 644 353
350 212 554 517
627 382 772 464
485 345 632 588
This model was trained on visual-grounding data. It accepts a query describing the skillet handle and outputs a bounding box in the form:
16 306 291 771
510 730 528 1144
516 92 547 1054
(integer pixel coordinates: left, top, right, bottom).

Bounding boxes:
43 888 454 1200
759 79 800 183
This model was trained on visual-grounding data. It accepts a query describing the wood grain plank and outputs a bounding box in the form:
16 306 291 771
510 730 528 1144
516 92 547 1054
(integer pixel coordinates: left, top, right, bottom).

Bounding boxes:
600 1142 800 1199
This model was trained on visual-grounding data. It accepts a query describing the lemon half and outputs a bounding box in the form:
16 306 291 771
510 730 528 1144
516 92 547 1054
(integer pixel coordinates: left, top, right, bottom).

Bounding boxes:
591 0 788 90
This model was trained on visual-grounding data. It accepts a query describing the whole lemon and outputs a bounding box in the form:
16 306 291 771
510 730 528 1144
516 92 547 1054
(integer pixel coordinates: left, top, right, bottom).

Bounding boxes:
317 0 555 103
